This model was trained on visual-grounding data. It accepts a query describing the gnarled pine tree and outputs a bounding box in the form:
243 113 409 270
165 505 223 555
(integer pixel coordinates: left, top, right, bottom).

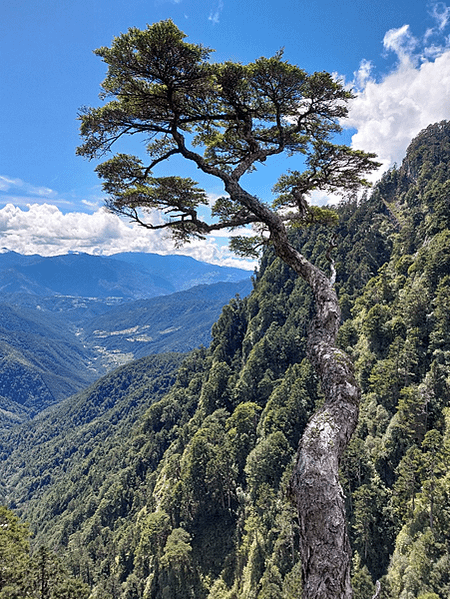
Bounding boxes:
77 20 379 599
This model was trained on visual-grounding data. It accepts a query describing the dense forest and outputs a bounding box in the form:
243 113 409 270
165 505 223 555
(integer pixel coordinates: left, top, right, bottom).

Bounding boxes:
2 121 450 598
0 251 250 428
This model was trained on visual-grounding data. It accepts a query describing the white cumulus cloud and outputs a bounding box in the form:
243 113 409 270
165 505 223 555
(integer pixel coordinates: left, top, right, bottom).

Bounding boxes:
346 50 450 173
0 203 254 269
345 7 450 177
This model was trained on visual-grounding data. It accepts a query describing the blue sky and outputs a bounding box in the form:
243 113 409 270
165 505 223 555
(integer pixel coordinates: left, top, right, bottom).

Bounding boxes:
1 0 450 267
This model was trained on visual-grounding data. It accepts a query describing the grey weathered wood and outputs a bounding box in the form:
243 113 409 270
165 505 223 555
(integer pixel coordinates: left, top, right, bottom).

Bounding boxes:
273 222 360 599
225 182 360 599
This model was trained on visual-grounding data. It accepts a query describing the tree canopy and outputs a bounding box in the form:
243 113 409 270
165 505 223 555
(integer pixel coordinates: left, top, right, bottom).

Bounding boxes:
77 19 381 599
77 19 378 254
0 506 90 599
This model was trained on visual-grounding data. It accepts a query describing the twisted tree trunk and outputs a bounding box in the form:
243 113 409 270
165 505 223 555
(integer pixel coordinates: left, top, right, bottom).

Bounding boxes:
223 181 361 599
291 316 360 599
270 227 360 599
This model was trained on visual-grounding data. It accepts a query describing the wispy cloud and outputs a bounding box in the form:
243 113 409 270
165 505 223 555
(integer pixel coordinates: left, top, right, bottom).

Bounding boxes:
0 175 72 207
382 24 419 66
0 175 56 198
430 1 450 30
352 58 373 91
208 0 224 25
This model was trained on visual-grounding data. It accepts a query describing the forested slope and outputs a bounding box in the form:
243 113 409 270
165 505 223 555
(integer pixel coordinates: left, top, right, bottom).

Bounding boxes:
341 121 450 598
0 304 97 425
0 353 184 508
2 121 450 599
0 279 251 427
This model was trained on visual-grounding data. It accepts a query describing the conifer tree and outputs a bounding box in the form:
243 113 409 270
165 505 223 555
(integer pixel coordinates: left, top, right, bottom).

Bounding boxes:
77 19 379 599
0 506 30 599
0 506 90 599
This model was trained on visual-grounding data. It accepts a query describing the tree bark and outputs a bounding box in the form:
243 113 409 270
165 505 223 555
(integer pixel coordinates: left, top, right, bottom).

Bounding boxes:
290 316 360 599
271 227 360 599
223 181 360 599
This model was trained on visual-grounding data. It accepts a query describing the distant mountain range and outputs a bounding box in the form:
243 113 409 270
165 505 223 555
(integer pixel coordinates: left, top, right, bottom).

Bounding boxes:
80 280 252 364
4 123 450 599
0 251 251 299
0 251 252 427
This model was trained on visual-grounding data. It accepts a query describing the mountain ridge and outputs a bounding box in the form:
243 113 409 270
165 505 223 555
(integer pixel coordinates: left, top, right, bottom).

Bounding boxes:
3 122 450 598
0 250 252 299
0 251 252 427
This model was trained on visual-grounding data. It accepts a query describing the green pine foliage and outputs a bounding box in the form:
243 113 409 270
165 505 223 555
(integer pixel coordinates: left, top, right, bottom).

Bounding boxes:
0 505 89 598
1 121 450 597
343 122 450 596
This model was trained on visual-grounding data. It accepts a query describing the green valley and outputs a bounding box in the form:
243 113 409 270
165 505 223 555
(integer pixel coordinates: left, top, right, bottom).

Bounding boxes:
0 254 251 427
2 121 450 598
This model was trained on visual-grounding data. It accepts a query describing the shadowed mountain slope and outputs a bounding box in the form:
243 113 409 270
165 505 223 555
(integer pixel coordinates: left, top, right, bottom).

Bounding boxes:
2 123 450 599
